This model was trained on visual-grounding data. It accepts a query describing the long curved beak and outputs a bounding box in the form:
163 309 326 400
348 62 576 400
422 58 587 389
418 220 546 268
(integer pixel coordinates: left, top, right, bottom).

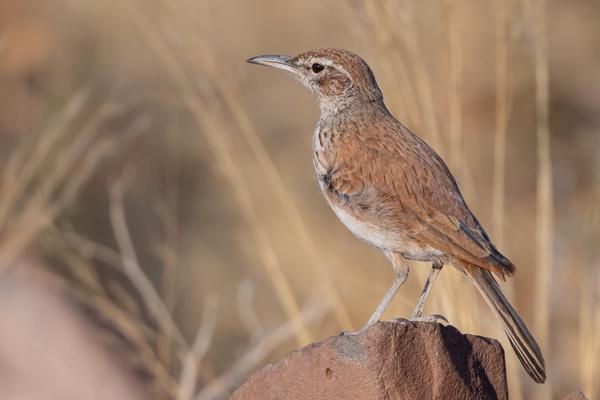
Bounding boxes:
246 54 299 75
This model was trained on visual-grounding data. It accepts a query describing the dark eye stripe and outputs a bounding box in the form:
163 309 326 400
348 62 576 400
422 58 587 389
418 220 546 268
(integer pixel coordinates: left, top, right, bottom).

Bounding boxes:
311 63 325 73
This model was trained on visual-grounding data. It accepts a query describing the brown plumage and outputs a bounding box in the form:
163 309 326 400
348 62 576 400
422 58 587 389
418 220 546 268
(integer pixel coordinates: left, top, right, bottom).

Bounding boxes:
248 48 545 383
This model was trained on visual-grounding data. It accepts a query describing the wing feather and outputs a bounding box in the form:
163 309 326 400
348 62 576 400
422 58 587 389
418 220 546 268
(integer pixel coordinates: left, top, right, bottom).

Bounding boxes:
327 120 514 278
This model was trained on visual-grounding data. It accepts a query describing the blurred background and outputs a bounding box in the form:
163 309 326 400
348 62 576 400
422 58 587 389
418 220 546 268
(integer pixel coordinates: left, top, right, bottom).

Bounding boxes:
0 0 599 399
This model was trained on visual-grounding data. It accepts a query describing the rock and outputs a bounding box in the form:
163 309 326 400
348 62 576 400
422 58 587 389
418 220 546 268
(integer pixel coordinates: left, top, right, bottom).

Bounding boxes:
233 320 508 400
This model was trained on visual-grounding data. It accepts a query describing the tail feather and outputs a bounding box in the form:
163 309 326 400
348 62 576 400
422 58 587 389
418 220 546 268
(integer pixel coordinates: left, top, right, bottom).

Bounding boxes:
466 266 546 384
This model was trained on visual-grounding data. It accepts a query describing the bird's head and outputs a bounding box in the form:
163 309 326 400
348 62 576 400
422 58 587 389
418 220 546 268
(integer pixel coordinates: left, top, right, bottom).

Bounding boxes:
247 48 383 114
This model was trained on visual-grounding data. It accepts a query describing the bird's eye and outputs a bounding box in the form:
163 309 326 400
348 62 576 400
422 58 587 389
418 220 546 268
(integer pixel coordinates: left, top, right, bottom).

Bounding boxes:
311 63 324 73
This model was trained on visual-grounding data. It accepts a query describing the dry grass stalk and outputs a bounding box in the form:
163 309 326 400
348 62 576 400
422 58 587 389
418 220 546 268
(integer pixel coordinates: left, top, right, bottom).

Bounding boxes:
122 0 357 343
109 177 189 350
528 0 554 397
178 294 219 400
492 0 510 249
155 184 182 368
0 92 121 274
579 177 600 399
59 195 329 399
579 263 600 400
165 1 354 331
391 1 442 150
195 297 330 400
57 262 182 397
119 1 314 346
446 0 464 177
492 1 523 397
58 230 201 395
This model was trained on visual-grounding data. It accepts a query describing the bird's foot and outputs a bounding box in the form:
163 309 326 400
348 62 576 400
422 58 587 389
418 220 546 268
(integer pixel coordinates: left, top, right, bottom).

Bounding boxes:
339 314 448 336
409 313 449 324
393 317 417 327
339 323 372 337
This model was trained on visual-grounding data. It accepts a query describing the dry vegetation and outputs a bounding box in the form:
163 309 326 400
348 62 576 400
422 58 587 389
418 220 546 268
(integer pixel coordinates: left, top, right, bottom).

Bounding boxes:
0 0 599 399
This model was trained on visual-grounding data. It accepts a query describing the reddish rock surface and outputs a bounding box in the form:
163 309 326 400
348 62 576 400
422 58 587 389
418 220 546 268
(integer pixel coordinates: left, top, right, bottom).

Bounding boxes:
233 320 509 400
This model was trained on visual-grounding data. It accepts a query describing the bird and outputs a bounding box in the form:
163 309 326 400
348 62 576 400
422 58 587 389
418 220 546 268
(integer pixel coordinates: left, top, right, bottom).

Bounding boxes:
247 48 546 383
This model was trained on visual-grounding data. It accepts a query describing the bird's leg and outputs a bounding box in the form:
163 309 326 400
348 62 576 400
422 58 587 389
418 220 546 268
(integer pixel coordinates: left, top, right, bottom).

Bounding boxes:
342 253 409 336
411 261 444 319
343 270 409 337
365 270 409 327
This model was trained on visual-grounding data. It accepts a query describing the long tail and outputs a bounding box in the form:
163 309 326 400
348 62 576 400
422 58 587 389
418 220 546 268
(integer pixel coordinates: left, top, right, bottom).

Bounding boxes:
466 266 546 383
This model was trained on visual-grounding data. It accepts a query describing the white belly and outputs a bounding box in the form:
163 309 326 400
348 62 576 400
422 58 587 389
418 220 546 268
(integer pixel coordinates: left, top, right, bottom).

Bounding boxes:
329 202 444 261
329 202 400 250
